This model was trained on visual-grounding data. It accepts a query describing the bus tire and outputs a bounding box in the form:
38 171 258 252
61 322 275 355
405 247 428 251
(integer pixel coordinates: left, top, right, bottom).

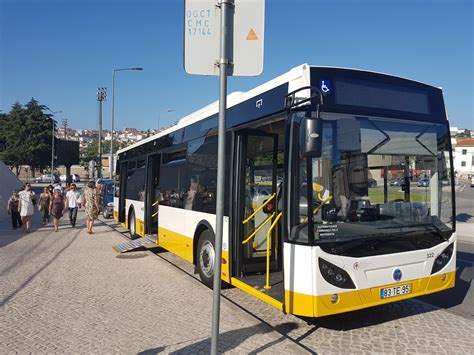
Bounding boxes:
129 209 138 240
197 229 216 288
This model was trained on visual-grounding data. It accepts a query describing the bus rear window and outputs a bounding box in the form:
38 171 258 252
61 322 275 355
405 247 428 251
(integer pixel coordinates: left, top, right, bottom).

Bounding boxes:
334 78 430 115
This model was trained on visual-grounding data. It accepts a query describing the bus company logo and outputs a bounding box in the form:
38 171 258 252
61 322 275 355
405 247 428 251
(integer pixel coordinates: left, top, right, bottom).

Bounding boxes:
393 268 402 282
256 99 263 109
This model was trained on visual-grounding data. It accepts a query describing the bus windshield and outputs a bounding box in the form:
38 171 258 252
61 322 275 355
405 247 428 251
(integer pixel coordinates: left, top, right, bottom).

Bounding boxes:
291 115 454 245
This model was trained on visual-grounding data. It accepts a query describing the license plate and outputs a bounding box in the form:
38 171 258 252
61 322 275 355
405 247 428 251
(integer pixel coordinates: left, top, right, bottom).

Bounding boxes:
380 284 412 299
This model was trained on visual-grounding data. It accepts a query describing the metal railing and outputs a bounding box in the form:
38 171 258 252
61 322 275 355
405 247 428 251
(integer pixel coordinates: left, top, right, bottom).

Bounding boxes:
152 200 159 218
241 193 281 290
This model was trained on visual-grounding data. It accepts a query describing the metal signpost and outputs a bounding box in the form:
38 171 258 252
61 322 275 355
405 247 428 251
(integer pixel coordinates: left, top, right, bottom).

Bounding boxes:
184 1 264 353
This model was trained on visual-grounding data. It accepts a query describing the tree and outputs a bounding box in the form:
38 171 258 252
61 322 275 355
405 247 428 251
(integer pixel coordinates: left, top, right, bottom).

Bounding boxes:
24 99 54 175
80 138 129 178
80 139 99 170
0 99 54 176
80 139 129 168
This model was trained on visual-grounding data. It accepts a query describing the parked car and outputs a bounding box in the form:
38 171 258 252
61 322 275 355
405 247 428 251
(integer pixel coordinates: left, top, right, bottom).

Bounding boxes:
34 174 59 183
368 178 377 188
100 179 115 218
471 176 474 188
417 178 430 187
389 178 405 186
60 174 81 183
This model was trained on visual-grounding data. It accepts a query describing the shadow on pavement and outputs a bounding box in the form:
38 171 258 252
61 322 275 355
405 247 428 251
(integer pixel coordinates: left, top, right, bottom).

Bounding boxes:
416 258 473 316
138 322 299 354
298 299 437 332
0 228 82 306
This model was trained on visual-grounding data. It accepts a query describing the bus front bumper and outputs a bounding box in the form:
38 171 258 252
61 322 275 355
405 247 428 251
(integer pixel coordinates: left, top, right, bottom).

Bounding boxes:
284 271 455 317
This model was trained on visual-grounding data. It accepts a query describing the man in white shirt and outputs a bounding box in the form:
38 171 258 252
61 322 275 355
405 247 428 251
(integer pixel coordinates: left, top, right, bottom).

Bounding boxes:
65 184 81 227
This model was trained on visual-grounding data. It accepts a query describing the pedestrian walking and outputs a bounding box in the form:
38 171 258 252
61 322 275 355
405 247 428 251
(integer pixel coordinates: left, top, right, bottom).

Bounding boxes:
7 190 23 230
49 188 65 232
83 181 100 234
55 183 64 196
38 187 51 225
18 183 35 233
65 183 81 228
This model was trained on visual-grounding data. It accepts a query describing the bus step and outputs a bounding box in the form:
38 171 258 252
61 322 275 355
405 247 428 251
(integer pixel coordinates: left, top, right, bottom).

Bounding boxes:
113 235 157 253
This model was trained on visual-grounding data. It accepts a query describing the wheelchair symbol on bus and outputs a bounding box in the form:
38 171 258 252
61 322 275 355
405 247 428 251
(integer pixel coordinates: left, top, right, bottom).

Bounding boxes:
320 80 330 94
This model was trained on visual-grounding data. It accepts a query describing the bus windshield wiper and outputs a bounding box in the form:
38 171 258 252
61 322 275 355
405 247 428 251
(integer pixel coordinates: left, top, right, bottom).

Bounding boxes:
327 234 401 254
407 223 450 242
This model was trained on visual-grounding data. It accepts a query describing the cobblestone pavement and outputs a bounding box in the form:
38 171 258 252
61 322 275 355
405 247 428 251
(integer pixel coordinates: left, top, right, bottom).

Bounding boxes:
2 214 474 354
158 245 474 355
0 214 306 354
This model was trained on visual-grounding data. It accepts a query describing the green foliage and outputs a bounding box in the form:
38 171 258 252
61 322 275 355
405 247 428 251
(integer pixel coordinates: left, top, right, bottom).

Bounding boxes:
0 99 54 175
80 138 128 169
455 129 471 138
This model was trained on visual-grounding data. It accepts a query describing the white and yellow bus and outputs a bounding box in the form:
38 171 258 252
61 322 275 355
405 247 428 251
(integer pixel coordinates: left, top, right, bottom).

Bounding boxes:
114 64 456 317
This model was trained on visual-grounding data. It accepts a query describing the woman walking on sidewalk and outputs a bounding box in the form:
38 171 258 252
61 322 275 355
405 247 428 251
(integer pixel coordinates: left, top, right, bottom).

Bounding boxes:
18 183 35 233
49 188 65 232
84 181 100 234
38 187 51 225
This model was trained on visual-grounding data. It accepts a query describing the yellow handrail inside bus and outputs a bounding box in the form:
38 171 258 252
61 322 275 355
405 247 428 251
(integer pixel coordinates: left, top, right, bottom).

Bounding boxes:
242 193 276 225
242 212 275 245
264 212 282 290
152 211 159 218
152 200 159 207
304 195 333 223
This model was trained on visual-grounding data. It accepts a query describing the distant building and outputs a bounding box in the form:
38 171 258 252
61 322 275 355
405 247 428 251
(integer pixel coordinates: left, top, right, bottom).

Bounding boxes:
453 138 474 174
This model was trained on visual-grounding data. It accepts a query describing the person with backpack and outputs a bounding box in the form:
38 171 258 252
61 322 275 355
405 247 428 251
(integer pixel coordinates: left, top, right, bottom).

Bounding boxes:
7 190 23 230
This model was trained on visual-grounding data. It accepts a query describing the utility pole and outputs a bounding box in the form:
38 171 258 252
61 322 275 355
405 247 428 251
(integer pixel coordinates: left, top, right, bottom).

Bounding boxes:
62 118 68 139
97 87 107 179
45 108 62 183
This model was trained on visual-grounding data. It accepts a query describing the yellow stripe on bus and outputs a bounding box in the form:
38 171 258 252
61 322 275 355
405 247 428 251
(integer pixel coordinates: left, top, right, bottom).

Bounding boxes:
285 271 455 317
158 227 230 281
231 278 283 311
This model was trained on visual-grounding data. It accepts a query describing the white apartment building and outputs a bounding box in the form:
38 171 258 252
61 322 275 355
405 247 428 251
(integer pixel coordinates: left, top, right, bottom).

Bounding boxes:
453 138 474 175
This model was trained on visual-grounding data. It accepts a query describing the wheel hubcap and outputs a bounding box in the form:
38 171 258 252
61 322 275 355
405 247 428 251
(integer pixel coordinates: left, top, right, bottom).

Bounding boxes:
130 216 135 235
200 240 215 278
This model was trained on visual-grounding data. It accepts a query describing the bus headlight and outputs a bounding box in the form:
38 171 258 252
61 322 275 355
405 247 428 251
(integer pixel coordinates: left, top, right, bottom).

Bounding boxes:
431 243 454 274
319 258 356 289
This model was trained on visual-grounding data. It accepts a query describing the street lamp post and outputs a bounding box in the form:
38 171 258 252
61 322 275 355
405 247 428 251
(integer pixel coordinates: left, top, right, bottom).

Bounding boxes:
97 87 107 179
110 67 143 179
157 109 173 130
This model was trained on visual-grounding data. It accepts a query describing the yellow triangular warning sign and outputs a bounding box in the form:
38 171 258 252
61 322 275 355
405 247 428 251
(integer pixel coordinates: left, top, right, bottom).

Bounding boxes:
246 29 258 40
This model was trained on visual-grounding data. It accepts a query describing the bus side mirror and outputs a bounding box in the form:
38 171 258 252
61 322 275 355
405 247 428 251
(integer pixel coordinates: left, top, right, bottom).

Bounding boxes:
303 117 323 158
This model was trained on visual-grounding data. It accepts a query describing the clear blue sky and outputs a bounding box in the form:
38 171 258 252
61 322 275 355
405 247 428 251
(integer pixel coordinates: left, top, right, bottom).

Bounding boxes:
1 0 472 131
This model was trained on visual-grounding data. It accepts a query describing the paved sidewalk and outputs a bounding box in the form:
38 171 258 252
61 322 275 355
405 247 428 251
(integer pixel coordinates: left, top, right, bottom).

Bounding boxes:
2 212 474 354
0 213 306 354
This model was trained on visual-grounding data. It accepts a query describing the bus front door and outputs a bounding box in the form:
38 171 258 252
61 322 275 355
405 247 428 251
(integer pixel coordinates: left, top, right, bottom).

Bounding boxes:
145 154 161 235
118 161 128 223
234 130 281 289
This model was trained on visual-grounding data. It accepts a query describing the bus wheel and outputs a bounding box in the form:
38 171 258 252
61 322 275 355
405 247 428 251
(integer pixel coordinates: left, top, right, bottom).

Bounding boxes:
129 210 138 240
197 230 215 288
